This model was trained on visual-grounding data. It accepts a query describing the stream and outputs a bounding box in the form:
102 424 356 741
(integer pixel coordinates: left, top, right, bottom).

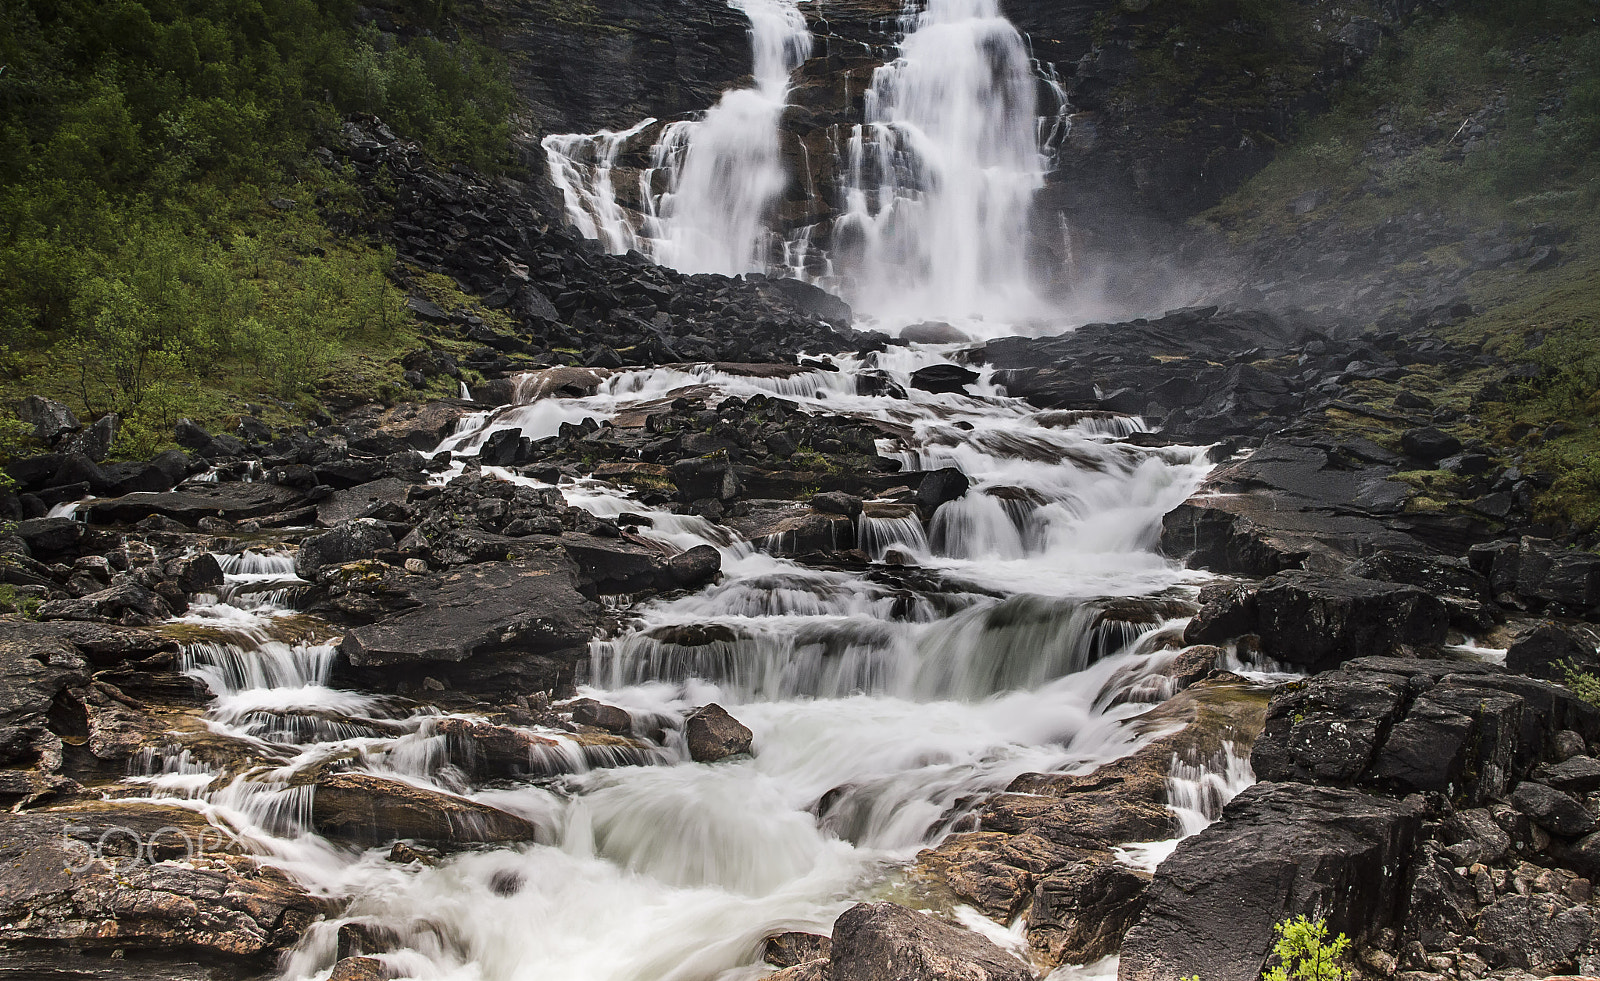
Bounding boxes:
118 346 1267 981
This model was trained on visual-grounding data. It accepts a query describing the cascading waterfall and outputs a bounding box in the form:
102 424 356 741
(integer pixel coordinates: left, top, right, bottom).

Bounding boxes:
540 0 1070 317
544 0 813 276
835 0 1048 320
104 345 1261 981
641 0 813 274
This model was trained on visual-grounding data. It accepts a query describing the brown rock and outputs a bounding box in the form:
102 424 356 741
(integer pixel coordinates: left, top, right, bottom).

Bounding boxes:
685 703 753 762
310 771 543 846
829 902 1033 981
765 931 832 967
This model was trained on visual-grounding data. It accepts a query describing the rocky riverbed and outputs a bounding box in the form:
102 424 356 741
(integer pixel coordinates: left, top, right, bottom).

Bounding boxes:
7 261 1600 981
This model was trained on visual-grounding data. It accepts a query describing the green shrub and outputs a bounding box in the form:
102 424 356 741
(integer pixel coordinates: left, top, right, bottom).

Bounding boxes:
1264 916 1350 981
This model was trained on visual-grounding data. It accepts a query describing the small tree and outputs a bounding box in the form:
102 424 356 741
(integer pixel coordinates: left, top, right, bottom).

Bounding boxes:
1264 916 1350 981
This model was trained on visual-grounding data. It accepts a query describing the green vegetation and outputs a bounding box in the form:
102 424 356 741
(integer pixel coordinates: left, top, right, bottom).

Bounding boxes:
1180 916 1351 981
1206 0 1600 236
0 0 515 459
1206 0 1600 529
1562 659 1600 708
1112 0 1323 124
1264 917 1350 981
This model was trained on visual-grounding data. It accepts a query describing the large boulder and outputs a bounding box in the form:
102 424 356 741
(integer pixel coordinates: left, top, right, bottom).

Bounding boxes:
36 581 174 627
1186 571 1448 670
1507 623 1599 680
337 555 598 694
685 703 753 762
310 772 542 845
295 519 396 580
562 536 721 595
12 516 84 555
829 903 1033 981
1118 782 1424 981
1253 662 1526 803
16 396 79 445
1026 860 1152 967
0 805 324 963
87 483 306 525
910 364 981 395
916 468 970 511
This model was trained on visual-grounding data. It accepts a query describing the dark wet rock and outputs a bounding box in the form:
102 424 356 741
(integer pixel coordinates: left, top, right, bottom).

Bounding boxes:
0 632 90 728
672 455 741 501
1401 840 1480 949
17 396 80 445
1440 672 1600 770
12 516 83 555
1251 670 1409 784
372 401 472 450
1119 782 1423 981
1187 570 1448 670
757 512 855 556
166 552 225 593
765 960 828 981
1345 550 1491 603
431 716 567 780
58 413 118 462
315 478 413 528
1474 893 1599 973
311 771 542 846
1536 755 1600 795
917 468 970 511
0 618 177 669
685 703 753 762
0 805 324 962
765 931 831 968
910 364 981 395
810 491 863 518
562 535 719 595
328 957 388 981
1440 807 1513 866
88 484 306 526
37 581 174 627
570 699 633 735
296 519 398 580
1470 538 1600 614
1162 438 1432 577
829 902 1033 981
1026 860 1151 967
1510 781 1596 837
1367 682 1521 803
1507 623 1598 680
668 544 721 589
1401 427 1463 462
338 555 597 696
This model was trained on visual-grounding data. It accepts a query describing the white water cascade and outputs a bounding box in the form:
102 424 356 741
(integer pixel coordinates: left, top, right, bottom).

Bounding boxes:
543 0 812 275
541 0 1068 323
835 0 1049 321
103 346 1277 981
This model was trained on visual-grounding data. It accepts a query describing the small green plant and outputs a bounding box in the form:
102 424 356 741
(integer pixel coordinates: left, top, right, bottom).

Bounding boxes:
1264 916 1350 981
1561 659 1600 708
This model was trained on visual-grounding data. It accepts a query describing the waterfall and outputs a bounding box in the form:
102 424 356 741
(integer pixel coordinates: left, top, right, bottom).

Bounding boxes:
835 0 1047 320
544 0 812 276
542 119 656 255
642 0 813 275
541 0 1066 307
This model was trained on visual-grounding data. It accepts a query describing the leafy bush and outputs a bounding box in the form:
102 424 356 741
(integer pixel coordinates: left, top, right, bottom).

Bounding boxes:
0 0 512 444
1264 917 1350 981
1561 659 1600 708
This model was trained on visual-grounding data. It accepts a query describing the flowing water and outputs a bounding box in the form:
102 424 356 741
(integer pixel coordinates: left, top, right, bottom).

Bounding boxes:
111 347 1270 981
833 0 1049 321
541 0 1068 318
